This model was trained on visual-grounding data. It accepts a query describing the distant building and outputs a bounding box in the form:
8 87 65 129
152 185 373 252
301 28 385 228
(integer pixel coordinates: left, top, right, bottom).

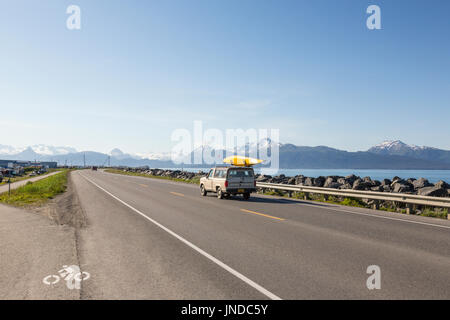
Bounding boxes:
0 160 58 169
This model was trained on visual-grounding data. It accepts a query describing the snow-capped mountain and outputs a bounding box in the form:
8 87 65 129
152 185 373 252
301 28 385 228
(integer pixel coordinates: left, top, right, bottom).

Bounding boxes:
110 148 142 160
368 140 450 164
0 144 77 156
1 140 449 169
192 138 281 157
368 140 425 154
29 144 77 155
175 138 282 164
136 152 172 161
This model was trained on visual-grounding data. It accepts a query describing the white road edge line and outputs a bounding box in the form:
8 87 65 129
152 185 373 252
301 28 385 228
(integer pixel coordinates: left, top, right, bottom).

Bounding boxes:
298 202 450 230
79 173 282 300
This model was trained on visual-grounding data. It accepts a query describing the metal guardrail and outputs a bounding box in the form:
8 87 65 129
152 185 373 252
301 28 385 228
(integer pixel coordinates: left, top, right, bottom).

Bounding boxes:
256 182 450 209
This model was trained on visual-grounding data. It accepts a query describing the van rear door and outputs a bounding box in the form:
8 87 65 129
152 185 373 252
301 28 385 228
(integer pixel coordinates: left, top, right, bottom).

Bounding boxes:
227 168 255 190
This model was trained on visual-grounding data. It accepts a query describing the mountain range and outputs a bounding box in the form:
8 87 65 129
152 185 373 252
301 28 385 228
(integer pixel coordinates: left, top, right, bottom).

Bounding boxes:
1 140 450 169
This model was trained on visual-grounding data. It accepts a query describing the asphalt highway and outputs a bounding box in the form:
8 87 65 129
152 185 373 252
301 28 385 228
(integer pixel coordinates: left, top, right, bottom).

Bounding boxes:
71 170 450 299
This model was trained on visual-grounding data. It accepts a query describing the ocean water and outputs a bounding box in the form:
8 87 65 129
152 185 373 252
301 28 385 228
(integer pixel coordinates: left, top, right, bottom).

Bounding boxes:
163 168 450 183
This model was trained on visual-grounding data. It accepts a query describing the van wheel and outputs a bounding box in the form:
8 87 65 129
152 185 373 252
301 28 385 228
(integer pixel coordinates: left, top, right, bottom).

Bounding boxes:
200 184 207 196
243 193 250 200
217 188 224 199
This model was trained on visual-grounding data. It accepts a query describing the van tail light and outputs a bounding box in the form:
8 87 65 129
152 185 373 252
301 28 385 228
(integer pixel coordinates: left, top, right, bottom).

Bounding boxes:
225 181 228 188
254 180 256 187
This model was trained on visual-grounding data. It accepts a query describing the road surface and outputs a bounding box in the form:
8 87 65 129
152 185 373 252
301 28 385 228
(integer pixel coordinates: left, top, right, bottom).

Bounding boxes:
70 170 450 299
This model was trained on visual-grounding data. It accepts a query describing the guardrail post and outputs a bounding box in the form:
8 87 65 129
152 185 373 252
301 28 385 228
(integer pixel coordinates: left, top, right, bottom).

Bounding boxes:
372 200 379 210
304 192 309 200
288 191 292 198
406 204 412 215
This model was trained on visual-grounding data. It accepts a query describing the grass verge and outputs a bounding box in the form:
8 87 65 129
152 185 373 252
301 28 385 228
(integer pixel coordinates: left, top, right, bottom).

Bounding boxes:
105 169 201 184
0 170 69 207
420 208 448 219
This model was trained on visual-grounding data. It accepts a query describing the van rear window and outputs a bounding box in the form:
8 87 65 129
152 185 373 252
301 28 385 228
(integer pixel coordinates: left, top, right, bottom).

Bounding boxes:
227 169 254 178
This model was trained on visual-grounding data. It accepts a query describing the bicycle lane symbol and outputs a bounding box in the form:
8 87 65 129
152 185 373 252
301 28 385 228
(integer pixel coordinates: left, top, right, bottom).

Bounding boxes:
43 265 90 290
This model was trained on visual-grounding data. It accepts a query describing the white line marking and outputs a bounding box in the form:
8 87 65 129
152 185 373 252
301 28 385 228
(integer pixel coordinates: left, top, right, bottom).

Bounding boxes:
298 202 450 230
79 173 281 300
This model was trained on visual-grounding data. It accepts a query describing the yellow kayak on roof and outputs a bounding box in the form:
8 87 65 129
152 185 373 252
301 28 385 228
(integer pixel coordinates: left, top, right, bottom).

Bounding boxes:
223 155 263 167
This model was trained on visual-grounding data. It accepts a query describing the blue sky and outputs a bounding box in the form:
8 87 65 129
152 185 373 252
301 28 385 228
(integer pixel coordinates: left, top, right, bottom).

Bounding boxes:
1 0 449 154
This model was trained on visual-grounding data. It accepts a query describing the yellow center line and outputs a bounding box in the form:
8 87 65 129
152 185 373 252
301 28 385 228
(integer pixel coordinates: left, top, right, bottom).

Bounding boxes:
170 192 185 197
139 184 148 188
240 209 285 221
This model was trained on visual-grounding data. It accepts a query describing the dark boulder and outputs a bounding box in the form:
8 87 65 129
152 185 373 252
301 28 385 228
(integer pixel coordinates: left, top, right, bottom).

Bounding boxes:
372 180 381 186
345 174 358 185
392 182 414 193
390 178 407 188
304 177 314 186
352 179 373 190
417 186 448 197
412 178 432 189
256 175 270 182
268 177 282 184
326 182 342 189
435 180 450 189
339 183 353 190
295 175 306 185
186 172 195 179
371 186 384 192
380 179 391 186
323 177 335 188
313 176 326 187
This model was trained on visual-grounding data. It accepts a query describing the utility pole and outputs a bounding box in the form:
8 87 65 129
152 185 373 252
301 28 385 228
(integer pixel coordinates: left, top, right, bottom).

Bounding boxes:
83 153 86 168
108 155 110 167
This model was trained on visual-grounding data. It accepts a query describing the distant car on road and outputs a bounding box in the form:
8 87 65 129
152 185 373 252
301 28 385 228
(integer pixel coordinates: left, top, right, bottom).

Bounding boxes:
200 166 256 200
92 166 98 171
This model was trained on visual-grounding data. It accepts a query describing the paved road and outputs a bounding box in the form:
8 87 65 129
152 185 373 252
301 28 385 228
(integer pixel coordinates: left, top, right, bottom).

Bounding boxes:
71 170 450 299
0 171 61 194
